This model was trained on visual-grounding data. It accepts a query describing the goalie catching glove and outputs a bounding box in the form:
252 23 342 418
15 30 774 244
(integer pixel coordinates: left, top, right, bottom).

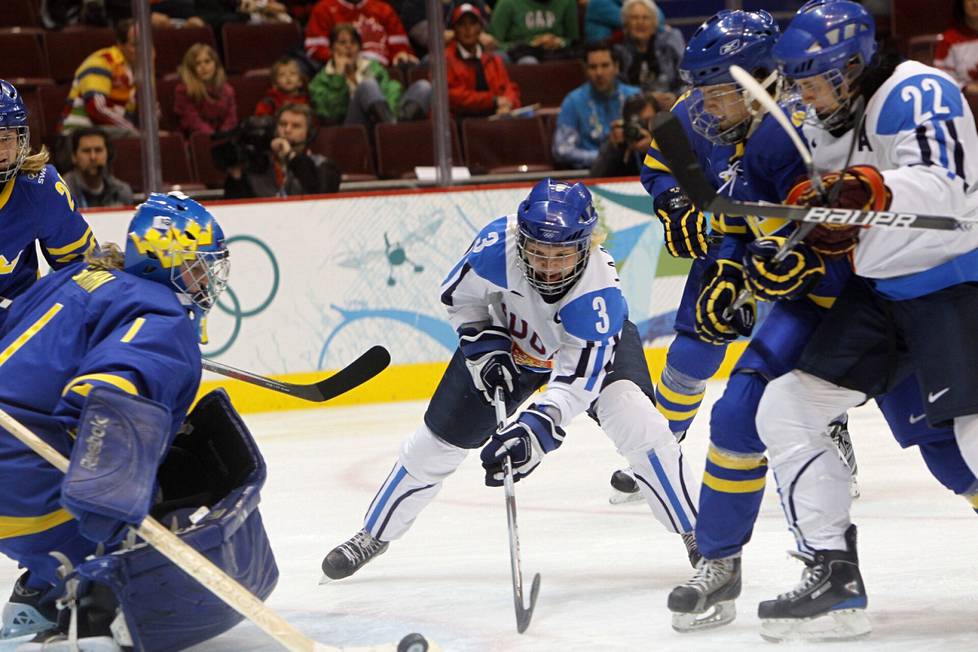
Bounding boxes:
654 186 710 259
785 165 890 256
695 259 756 345
743 236 826 302
480 405 565 486
459 325 519 404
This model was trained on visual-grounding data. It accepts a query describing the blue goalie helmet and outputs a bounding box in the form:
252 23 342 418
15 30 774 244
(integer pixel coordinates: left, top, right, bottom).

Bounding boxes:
0 80 30 183
682 10 780 145
773 0 876 130
515 178 598 297
124 192 230 339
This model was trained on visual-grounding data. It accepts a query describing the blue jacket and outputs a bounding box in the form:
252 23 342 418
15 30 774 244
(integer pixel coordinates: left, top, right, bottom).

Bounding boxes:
553 81 640 168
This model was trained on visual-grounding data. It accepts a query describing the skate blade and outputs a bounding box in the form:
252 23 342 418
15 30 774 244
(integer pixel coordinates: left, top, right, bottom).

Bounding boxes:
760 608 871 642
671 601 736 632
608 489 644 505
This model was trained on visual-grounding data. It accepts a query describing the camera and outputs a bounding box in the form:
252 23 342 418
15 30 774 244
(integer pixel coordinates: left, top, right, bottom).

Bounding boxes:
622 94 652 143
210 116 276 173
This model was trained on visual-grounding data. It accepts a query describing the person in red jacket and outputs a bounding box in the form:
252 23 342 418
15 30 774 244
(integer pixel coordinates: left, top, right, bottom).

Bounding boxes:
304 0 419 66
446 2 521 119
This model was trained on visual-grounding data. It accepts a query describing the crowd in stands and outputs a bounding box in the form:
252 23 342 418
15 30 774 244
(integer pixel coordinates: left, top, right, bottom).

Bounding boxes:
0 0 952 208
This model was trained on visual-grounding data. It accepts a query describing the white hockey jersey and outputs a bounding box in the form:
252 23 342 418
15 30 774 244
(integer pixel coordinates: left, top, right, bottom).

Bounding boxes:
441 215 627 426
806 60 978 293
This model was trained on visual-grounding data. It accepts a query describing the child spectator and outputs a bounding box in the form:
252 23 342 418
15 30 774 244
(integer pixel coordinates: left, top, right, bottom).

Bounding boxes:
936 0 978 91
445 3 520 119
255 57 311 117
308 23 431 125
173 43 238 136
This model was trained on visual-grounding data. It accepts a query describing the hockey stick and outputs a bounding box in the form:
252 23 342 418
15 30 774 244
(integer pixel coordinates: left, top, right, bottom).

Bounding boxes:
493 387 541 634
0 407 431 652
202 346 391 402
651 110 970 232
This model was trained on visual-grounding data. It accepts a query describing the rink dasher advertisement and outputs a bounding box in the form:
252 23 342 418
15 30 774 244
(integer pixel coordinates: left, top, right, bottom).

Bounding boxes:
82 181 745 412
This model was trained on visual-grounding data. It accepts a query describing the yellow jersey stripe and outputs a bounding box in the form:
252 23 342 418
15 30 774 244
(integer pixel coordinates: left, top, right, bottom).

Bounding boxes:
708 446 767 471
657 383 705 406
120 317 145 343
0 304 63 367
62 373 138 398
657 404 698 421
0 508 74 539
703 471 766 494
807 294 835 309
0 177 15 211
46 227 94 256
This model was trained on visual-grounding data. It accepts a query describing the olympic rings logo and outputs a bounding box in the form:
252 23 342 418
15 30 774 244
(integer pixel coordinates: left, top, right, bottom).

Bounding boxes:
204 235 279 357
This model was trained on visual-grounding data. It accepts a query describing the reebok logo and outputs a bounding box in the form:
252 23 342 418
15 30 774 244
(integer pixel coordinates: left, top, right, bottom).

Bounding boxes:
909 413 926 425
928 387 950 403
80 414 110 471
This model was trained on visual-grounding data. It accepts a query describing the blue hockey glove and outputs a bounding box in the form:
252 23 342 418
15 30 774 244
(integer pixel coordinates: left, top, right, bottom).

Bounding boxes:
654 186 710 259
459 325 519 403
480 405 565 487
743 236 826 302
695 259 756 345
62 387 171 545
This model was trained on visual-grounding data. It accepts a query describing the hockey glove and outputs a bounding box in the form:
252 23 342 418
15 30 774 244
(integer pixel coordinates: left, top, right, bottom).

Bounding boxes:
743 236 826 302
784 165 890 256
459 325 519 404
480 405 565 487
695 259 756 345
654 186 710 259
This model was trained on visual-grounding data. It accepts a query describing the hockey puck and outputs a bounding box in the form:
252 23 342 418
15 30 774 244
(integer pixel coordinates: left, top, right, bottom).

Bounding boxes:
397 632 428 652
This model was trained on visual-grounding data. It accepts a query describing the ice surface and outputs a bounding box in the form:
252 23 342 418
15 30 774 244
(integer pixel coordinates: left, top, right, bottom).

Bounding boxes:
2 380 976 651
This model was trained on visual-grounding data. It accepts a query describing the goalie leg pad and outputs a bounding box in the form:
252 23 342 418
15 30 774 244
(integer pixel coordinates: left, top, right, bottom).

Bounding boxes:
62 388 172 545
71 389 278 652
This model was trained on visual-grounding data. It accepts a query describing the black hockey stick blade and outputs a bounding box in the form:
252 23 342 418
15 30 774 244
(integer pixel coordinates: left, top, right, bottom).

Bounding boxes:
515 572 541 633
202 345 391 402
651 110 968 232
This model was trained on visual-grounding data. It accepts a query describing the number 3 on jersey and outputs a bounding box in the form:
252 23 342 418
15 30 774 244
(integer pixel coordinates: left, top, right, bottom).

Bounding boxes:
471 231 499 254
593 296 609 334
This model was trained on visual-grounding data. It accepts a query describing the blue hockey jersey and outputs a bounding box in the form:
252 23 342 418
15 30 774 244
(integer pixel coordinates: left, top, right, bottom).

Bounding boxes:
0 165 96 303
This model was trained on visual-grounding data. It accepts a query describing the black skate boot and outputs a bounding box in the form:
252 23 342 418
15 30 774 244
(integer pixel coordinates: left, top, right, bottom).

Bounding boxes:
1 572 58 639
321 529 389 580
680 532 702 568
608 469 642 505
667 556 741 632
758 525 870 642
827 417 860 498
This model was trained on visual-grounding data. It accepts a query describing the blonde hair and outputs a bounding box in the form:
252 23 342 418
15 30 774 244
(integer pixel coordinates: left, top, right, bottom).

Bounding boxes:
271 57 305 91
178 43 227 104
84 242 125 270
590 224 608 250
20 146 50 175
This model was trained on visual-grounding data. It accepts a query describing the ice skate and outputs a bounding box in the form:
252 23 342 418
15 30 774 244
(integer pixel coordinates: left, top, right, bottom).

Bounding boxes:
681 531 701 568
1 572 57 639
15 633 120 652
608 469 643 505
758 525 870 642
667 555 741 632
827 417 860 498
321 529 389 580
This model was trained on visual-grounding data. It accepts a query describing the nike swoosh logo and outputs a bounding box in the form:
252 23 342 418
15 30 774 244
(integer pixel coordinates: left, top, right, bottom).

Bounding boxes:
909 413 926 424
928 387 950 403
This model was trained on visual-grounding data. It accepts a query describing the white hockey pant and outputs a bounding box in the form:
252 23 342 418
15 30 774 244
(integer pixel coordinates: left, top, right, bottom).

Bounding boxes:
596 380 698 534
953 414 978 478
362 424 467 542
756 370 865 554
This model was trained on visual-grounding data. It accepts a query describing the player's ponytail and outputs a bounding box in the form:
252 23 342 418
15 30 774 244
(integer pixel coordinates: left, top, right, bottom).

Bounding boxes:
84 242 124 270
19 145 50 175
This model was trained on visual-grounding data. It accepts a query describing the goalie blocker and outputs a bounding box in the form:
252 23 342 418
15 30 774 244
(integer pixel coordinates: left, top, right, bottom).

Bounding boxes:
54 389 278 652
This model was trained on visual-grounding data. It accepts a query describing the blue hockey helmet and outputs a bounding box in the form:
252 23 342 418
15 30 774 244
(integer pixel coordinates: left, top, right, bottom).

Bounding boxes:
515 178 598 297
773 0 877 129
0 80 30 183
681 10 780 144
124 192 229 340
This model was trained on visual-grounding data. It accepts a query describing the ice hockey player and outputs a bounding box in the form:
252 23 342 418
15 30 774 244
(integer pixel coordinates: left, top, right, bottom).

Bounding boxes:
0 193 279 651
322 178 700 581
751 0 978 641
0 79 96 323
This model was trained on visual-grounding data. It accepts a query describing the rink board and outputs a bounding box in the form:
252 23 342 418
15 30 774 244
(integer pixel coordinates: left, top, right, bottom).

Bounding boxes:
84 180 743 412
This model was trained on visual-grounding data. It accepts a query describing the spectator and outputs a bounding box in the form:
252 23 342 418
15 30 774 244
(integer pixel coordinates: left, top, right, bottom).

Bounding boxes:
224 103 340 198
308 23 431 125
238 0 293 23
62 127 134 209
490 0 579 63
304 0 419 67
553 41 639 169
445 3 520 119
174 44 238 136
42 0 173 28
59 16 140 169
613 0 684 109
255 57 311 117
585 0 665 43
936 0 978 91
443 0 498 56
589 92 655 178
